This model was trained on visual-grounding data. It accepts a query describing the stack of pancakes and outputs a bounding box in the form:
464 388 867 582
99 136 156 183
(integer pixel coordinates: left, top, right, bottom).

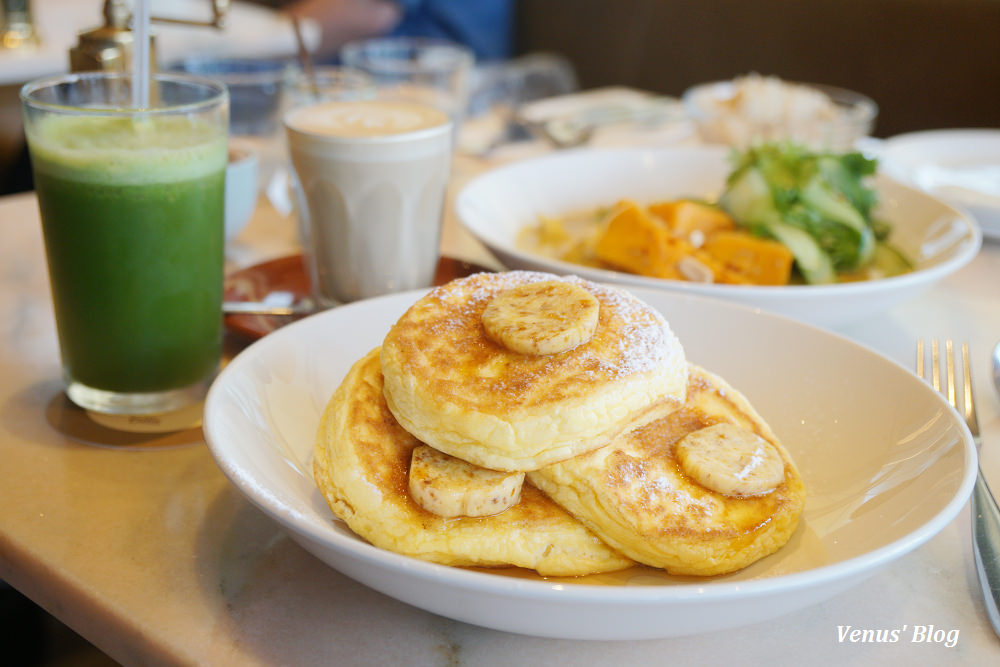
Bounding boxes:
313 271 805 577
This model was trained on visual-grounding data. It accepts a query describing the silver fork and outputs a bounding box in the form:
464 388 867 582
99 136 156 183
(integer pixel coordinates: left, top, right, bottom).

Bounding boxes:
918 339 1000 636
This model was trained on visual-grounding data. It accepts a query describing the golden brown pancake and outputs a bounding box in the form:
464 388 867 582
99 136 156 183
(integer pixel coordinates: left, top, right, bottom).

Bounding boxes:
379 271 688 472
313 348 634 576
528 363 806 576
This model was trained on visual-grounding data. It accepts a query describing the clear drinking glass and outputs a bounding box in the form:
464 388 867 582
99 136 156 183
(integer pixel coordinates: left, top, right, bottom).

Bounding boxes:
21 72 229 415
173 56 286 136
340 37 473 138
285 65 375 109
285 99 452 305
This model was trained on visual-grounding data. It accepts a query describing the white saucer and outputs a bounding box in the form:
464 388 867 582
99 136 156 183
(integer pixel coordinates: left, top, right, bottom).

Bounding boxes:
879 128 1000 240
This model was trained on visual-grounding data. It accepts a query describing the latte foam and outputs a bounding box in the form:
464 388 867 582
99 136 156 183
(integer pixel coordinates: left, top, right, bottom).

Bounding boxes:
285 100 449 138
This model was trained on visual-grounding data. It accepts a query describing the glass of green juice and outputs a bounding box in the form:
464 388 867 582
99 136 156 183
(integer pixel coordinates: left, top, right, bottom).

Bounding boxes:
21 72 229 415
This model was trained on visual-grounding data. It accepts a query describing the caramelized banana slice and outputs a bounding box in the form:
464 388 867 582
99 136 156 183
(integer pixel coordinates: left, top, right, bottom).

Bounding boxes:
408 445 525 517
481 280 600 355
675 423 785 496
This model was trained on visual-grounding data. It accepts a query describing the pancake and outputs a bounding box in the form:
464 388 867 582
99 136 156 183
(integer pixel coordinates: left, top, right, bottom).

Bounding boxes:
527 363 806 576
380 271 688 472
313 348 634 576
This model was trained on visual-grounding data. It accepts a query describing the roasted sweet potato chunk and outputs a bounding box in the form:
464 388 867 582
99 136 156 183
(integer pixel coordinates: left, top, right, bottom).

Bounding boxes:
703 232 794 285
650 200 736 238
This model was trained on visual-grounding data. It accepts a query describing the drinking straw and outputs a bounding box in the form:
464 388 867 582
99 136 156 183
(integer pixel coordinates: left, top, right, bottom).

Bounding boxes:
291 16 321 102
133 0 151 108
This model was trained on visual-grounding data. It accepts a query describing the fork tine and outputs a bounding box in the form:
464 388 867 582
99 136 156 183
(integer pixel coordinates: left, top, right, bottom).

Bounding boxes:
919 338 980 439
946 339 956 409
932 339 941 392
961 341 981 438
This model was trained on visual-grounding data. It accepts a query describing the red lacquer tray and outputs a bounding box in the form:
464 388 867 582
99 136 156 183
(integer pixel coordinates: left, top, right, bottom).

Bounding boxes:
224 254 490 339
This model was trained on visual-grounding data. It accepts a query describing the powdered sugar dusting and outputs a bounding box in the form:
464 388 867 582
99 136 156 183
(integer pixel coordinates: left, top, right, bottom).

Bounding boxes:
430 270 680 379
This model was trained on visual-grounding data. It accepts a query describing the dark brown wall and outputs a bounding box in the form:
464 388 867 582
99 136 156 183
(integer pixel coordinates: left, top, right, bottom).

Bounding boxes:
515 0 1000 137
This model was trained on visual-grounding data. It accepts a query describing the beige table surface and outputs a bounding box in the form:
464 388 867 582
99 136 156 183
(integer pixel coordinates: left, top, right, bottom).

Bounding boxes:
1 139 1000 665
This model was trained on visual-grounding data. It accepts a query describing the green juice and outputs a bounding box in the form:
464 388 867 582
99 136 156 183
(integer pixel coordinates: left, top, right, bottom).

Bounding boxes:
28 114 227 394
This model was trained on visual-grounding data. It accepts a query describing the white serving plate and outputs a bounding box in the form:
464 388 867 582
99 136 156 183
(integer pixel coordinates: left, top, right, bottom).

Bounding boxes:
455 146 982 329
203 287 976 640
878 128 1000 241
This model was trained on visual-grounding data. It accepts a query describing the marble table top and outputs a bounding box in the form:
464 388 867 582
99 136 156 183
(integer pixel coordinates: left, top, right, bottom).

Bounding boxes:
1 138 999 664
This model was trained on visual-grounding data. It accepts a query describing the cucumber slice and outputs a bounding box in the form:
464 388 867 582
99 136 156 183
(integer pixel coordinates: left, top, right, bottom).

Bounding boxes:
767 222 836 284
871 242 913 278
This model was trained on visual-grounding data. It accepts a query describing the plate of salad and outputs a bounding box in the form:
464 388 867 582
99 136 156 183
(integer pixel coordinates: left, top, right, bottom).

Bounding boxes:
456 143 981 328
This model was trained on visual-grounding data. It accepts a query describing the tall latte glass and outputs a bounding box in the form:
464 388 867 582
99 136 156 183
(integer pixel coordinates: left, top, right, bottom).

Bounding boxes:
21 73 228 415
285 99 452 304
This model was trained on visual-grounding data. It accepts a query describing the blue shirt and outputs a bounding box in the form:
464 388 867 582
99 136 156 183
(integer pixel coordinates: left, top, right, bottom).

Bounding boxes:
391 0 513 61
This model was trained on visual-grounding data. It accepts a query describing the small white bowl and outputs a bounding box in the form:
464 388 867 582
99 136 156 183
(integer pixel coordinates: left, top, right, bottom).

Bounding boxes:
225 142 258 241
878 128 1000 241
455 146 981 329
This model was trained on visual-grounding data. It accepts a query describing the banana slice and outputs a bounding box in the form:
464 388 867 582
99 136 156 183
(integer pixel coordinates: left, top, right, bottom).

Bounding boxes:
481 280 600 355
675 423 785 497
409 445 525 517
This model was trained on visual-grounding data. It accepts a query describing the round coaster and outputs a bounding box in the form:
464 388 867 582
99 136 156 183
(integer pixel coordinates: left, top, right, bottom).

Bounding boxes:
46 393 205 450
86 401 203 434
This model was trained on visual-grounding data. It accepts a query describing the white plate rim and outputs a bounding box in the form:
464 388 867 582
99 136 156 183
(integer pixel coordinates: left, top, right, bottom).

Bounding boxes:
882 127 1000 151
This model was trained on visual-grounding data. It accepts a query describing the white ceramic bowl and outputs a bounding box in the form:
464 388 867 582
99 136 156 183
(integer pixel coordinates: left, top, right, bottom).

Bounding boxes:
455 146 982 329
203 287 976 641
877 128 1000 241
224 141 258 241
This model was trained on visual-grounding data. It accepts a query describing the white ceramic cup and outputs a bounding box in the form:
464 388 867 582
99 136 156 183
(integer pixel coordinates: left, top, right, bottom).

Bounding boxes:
224 141 258 241
285 99 452 305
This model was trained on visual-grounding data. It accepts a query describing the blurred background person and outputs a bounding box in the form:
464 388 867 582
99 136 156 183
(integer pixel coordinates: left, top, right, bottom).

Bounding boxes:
267 0 514 61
